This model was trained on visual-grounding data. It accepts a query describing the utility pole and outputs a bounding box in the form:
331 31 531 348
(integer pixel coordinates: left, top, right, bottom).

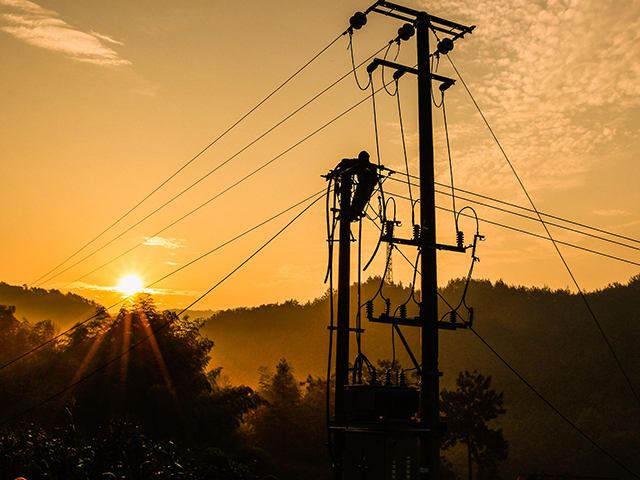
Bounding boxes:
416 15 441 480
328 4 474 480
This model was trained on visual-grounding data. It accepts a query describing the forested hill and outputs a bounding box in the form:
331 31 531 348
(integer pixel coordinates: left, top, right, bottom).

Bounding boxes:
1 276 639 477
200 275 640 478
0 282 103 327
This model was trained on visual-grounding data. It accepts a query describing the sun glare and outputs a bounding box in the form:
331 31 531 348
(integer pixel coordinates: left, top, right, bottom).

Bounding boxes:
118 275 144 296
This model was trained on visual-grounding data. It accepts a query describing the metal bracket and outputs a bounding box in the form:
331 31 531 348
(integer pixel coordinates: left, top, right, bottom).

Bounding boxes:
380 234 467 253
369 314 468 330
368 58 455 88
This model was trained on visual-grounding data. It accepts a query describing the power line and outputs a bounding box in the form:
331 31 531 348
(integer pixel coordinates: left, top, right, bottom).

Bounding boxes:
386 176 640 255
390 241 640 479
446 53 640 407
35 42 393 289
438 181 640 247
468 324 640 479
384 189 640 269
29 33 347 288
0 189 326 373
0 192 326 427
52 77 394 291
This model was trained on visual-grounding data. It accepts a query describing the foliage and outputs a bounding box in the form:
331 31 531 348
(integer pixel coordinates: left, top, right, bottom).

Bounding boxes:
0 420 257 480
244 359 331 480
0 282 101 328
0 294 259 446
441 371 508 480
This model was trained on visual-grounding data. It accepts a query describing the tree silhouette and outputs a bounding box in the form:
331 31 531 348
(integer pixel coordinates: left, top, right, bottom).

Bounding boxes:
245 359 331 480
440 370 508 480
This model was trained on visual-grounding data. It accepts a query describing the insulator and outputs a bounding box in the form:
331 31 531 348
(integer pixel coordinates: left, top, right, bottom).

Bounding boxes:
370 368 378 385
468 307 474 327
399 303 407 319
366 300 374 320
397 23 415 41
384 298 391 315
349 11 367 30
413 224 421 241
457 230 465 248
384 220 395 238
437 37 454 55
398 369 406 387
450 311 457 323
385 369 393 386
392 69 406 81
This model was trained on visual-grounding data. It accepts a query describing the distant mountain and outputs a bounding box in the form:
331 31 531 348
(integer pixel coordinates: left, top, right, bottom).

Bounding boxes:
0 282 103 327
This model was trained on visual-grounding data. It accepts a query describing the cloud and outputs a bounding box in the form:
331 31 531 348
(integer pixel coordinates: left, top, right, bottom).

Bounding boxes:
60 281 119 293
419 0 640 193
0 0 130 66
143 237 187 249
59 281 199 298
593 209 629 217
257 263 326 288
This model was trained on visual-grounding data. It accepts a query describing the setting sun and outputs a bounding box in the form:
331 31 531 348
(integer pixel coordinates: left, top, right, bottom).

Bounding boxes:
118 275 144 296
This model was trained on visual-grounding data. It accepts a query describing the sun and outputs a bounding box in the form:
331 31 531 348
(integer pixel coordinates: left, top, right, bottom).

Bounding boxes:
118 275 144 296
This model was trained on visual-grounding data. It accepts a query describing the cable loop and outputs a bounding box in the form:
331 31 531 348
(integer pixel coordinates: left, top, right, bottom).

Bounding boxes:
348 31 372 91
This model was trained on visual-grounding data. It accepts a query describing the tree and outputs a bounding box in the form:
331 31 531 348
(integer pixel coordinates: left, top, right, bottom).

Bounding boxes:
440 370 508 480
244 359 331 480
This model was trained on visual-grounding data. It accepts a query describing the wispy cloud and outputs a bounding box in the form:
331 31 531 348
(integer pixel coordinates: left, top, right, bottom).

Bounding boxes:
593 209 629 217
59 281 199 298
420 0 640 193
257 263 326 288
143 237 187 249
0 0 130 66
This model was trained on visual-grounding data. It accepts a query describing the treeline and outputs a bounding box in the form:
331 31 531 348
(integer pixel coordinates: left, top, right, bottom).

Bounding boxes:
0 282 101 327
2 275 640 479
199 275 640 479
0 295 334 479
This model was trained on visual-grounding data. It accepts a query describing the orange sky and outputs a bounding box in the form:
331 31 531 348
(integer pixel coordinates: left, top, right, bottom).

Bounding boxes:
2 0 640 312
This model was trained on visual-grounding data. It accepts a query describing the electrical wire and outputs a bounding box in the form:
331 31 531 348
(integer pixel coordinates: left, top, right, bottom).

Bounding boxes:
2 77 398 377
382 41 401 97
468 324 640 479
395 79 414 224
430 178 640 248
0 189 327 373
387 175 640 260
447 53 640 407
386 242 640 478
370 74 382 166
55 77 396 291
36 42 394 289
380 215 640 477
0 191 326 427
441 93 458 231
383 189 640 269
29 32 346 288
